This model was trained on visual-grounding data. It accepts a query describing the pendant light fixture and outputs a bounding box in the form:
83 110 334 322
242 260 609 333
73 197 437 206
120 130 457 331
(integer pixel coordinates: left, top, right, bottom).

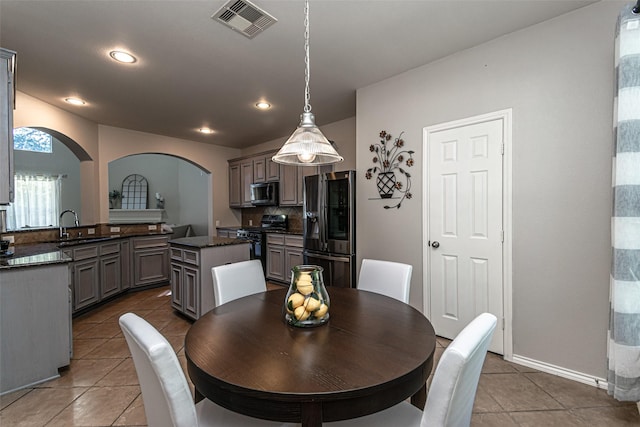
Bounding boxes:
272 0 343 166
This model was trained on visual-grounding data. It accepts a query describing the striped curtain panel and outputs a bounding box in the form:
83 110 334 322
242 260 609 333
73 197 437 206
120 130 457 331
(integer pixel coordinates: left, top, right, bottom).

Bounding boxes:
608 3 640 402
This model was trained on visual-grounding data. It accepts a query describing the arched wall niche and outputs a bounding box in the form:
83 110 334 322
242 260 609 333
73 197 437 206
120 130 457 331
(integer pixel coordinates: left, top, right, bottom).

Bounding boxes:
98 125 242 235
108 152 212 235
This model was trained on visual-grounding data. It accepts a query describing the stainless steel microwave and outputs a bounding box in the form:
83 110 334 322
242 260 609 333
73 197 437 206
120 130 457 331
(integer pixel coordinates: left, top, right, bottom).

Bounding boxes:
250 182 279 206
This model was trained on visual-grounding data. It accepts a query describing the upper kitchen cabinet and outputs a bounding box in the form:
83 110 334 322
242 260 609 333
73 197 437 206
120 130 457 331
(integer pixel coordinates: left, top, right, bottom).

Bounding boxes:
240 160 253 207
0 48 16 205
228 160 242 208
228 151 279 208
252 152 280 184
280 164 332 206
228 158 253 208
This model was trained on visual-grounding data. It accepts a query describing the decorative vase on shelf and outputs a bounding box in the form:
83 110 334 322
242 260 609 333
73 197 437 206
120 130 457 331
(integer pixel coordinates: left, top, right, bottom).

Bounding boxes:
284 265 330 327
376 171 396 199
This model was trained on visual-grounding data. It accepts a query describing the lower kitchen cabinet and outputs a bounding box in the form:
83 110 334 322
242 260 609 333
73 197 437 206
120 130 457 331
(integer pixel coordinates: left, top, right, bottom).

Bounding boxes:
100 242 122 299
266 234 303 283
170 241 250 320
65 244 100 311
132 236 170 288
120 238 131 290
65 235 170 314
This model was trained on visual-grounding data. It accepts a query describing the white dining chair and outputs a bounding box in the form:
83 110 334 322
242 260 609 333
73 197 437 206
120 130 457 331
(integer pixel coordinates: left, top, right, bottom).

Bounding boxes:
119 312 293 427
357 258 413 303
212 259 267 307
325 312 497 427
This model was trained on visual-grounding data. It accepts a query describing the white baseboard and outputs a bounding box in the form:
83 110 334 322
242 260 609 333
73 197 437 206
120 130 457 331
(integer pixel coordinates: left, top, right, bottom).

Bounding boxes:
508 354 608 390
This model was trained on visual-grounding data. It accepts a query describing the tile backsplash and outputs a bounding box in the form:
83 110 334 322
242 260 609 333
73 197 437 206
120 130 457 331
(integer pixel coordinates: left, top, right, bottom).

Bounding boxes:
243 206 303 231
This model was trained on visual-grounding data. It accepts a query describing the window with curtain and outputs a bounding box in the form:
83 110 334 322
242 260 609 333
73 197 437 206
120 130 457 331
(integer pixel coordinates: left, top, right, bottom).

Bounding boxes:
7 173 61 229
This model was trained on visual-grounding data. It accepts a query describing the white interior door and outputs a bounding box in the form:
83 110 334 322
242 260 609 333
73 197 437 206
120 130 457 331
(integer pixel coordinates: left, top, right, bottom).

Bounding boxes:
426 117 504 354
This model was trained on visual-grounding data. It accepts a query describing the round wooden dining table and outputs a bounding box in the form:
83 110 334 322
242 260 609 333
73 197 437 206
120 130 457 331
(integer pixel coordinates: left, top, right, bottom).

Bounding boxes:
185 287 436 427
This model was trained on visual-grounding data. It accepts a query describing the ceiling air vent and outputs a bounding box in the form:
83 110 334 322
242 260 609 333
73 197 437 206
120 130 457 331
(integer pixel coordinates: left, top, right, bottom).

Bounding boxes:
212 0 277 39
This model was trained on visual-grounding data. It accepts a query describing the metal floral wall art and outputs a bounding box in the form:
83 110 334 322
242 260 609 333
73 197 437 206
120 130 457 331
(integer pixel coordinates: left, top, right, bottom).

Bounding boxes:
365 130 415 209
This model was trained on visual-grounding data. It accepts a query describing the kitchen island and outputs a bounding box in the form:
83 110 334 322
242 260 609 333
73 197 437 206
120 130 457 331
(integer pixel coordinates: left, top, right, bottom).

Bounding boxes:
169 236 250 319
0 252 72 395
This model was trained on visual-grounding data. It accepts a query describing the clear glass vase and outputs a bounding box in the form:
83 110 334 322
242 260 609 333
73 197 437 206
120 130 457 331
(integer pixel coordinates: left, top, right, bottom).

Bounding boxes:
284 265 330 327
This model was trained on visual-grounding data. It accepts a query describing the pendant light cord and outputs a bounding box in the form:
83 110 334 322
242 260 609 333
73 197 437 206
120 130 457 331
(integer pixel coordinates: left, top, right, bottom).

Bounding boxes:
303 0 312 113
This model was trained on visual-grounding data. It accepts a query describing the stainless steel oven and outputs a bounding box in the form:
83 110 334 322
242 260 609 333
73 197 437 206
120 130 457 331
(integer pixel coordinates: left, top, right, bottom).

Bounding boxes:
237 214 288 273
236 229 264 268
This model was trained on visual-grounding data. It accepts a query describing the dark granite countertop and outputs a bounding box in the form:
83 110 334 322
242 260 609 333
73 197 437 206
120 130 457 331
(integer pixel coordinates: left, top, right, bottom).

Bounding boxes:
0 231 171 270
55 232 170 247
169 236 251 249
0 250 71 270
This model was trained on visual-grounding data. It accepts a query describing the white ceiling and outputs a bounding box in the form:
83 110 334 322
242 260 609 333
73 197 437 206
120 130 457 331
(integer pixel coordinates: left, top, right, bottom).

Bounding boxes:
0 0 595 149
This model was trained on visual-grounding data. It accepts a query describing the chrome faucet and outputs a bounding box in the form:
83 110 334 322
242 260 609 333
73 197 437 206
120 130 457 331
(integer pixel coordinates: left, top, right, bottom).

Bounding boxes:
59 209 79 239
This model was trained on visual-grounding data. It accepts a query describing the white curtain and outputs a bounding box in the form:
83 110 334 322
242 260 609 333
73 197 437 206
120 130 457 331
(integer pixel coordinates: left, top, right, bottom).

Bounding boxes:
608 3 640 403
7 173 61 229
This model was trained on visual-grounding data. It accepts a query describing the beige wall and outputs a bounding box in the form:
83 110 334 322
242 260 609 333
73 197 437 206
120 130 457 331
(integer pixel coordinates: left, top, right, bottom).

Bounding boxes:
14 92 100 224
13 92 243 230
98 126 241 231
13 91 354 232
356 1 620 379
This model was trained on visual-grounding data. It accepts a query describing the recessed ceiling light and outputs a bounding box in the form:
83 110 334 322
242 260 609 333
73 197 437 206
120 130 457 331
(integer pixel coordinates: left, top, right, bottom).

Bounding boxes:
255 101 271 110
198 127 215 134
109 50 137 63
64 97 86 106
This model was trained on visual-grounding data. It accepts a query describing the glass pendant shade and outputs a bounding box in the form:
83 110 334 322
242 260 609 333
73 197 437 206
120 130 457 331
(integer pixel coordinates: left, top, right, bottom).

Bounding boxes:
272 0 343 166
272 112 343 166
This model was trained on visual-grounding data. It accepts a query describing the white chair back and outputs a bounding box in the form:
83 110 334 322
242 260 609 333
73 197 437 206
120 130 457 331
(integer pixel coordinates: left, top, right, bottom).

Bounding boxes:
212 259 267 307
357 259 412 303
421 313 497 427
119 312 198 427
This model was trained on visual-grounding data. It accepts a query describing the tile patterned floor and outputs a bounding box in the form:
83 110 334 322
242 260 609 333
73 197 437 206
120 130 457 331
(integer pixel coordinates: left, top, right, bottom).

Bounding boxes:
1 285 638 426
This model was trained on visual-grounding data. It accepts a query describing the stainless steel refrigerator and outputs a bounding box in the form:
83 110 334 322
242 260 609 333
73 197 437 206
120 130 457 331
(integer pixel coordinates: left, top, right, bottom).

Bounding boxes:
303 170 355 288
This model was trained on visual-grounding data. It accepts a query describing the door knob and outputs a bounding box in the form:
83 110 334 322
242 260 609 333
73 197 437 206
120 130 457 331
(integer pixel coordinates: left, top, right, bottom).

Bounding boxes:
431 241 440 248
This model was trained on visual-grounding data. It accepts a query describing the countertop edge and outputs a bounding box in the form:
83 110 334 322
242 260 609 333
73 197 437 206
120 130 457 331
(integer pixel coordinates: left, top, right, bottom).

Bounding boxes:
0 252 72 270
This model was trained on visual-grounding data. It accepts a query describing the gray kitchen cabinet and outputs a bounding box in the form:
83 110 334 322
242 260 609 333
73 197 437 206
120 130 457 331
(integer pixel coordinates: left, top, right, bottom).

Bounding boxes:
99 242 121 299
1 262 71 394
65 244 100 311
253 157 266 183
266 234 303 283
0 48 16 205
240 160 253 207
279 165 298 206
120 238 131 290
279 165 331 206
228 158 254 208
284 235 304 280
65 241 127 312
229 151 279 208
266 155 280 181
266 235 285 281
132 236 170 288
170 240 250 320
254 152 279 183
229 161 242 208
